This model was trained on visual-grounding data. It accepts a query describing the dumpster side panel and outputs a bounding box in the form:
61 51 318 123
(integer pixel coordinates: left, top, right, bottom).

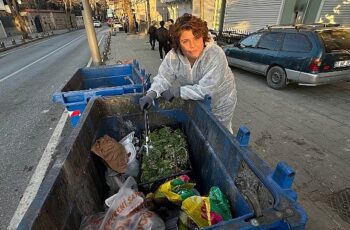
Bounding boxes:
186 119 253 217
80 64 132 79
19 104 108 229
189 101 307 227
62 69 84 92
84 76 132 89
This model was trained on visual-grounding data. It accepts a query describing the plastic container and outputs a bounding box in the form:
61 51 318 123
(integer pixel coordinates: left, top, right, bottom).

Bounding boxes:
18 95 307 229
52 60 149 127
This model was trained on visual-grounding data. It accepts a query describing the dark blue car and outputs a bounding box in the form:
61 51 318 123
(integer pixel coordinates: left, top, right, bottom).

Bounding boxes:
223 25 350 89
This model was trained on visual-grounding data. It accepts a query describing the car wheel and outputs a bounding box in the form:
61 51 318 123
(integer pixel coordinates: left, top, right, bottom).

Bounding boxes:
266 66 287 89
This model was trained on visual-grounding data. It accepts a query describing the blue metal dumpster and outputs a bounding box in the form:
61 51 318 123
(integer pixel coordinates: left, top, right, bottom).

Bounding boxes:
52 60 149 127
18 95 307 229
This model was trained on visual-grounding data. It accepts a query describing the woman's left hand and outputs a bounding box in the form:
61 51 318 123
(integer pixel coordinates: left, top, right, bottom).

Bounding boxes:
161 88 180 102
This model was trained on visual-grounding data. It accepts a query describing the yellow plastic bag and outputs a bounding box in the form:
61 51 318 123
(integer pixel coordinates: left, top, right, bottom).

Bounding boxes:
154 178 196 205
181 196 211 228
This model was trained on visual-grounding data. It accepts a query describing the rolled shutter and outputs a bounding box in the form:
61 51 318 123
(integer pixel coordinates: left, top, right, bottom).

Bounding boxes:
318 0 350 26
224 0 283 32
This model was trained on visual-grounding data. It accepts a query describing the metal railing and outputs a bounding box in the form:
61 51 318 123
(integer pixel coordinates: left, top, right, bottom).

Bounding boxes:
210 28 250 46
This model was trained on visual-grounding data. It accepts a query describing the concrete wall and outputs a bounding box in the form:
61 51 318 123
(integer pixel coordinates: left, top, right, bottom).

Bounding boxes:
22 11 77 33
0 19 7 38
152 0 168 21
303 0 322 24
279 0 322 25
192 0 222 30
76 16 84 28
167 1 192 21
280 0 297 24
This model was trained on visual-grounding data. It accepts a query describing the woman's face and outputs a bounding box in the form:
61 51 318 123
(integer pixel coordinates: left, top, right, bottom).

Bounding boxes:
179 30 204 61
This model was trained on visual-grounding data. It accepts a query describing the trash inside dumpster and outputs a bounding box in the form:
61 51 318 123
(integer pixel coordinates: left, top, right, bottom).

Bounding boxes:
52 60 149 127
18 95 307 229
140 126 191 184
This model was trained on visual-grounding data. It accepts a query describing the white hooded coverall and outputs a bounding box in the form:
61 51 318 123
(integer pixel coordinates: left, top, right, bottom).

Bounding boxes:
149 40 237 133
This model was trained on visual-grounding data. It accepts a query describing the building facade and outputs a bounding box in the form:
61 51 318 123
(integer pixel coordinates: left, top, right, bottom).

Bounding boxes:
163 0 192 21
20 9 77 33
215 0 350 33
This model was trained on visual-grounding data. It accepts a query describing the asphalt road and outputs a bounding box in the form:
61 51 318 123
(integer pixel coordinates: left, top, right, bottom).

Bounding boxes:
230 68 350 230
0 27 107 228
108 33 350 229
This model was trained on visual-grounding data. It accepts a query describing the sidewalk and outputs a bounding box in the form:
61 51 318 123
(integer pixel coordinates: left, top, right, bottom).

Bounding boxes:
0 28 74 52
105 31 162 77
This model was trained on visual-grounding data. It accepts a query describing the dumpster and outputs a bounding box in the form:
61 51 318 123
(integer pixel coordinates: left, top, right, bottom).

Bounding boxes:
19 95 307 229
52 60 149 127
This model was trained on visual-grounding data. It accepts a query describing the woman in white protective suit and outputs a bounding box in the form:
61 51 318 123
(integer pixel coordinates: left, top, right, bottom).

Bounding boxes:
139 13 237 133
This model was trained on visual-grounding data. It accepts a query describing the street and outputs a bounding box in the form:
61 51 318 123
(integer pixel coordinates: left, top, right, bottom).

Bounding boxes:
0 27 107 228
0 30 349 229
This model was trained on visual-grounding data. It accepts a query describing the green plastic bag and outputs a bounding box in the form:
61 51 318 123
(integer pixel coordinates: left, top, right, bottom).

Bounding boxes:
209 186 232 221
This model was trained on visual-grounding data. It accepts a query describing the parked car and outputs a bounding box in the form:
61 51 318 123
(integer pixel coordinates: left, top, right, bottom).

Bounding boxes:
93 20 101 28
223 24 350 89
113 19 124 31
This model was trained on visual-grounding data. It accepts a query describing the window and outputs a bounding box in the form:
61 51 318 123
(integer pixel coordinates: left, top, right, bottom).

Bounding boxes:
317 29 350 53
282 33 312 52
240 33 262 47
257 32 284 50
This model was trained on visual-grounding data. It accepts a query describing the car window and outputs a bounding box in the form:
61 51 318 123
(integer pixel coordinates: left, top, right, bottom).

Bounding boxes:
317 29 350 53
282 33 312 52
257 32 284 50
240 33 262 47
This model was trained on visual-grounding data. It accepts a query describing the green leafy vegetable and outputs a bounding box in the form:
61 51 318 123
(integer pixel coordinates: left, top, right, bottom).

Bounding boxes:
141 127 189 183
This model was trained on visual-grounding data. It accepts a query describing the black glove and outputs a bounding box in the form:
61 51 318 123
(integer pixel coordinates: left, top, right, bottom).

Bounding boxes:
139 91 157 110
161 88 180 102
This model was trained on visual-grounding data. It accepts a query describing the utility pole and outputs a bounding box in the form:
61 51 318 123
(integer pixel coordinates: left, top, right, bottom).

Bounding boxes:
81 0 101 65
218 0 227 37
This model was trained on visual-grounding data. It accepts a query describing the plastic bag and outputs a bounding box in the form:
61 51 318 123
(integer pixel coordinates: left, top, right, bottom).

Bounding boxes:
120 132 140 177
104 176 139 208
209 186 232 221
181 196 211 228
120 132 137 163
101 177 165 230
178 211 199 230
105 168 128 194
154 175 197 205
110 209 165 230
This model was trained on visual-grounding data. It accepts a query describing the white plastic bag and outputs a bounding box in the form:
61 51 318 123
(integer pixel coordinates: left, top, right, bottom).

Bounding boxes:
100 177 165 230
104 176 138 208
120 132 137 163
105 168 128 195
120 132 139 177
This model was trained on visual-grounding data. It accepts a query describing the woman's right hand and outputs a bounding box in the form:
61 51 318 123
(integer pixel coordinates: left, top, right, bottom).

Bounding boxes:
139 91 157 110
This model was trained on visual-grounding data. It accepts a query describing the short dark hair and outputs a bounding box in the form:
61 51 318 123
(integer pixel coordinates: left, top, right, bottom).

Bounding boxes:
168 19 174 24
172 14 209 52
160 21 165 27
